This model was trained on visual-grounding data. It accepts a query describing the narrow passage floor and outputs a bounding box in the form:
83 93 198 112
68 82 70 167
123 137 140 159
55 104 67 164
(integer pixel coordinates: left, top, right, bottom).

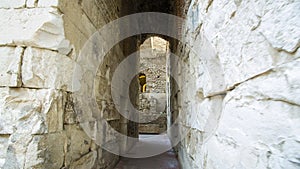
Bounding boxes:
114 134 180 169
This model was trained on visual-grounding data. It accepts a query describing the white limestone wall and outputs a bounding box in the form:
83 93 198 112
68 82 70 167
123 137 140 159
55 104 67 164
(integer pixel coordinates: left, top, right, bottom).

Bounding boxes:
175 0 300 168
0 0 134 168
0 1 73 168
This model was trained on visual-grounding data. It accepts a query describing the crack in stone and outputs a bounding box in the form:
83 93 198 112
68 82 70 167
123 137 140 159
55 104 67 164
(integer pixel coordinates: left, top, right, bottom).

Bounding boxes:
205 0 213 12
257 98 300 107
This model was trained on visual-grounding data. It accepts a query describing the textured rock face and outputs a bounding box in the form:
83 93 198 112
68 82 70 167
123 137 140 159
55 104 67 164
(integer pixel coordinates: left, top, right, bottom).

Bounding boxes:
171 0 300 169
0 88 64 135
0 0 26 8
22 47 75 91
212 60 300 169
0 8 71 53
139 93 167 134
0 0 134 169
0 88 65 168
0 47 23 87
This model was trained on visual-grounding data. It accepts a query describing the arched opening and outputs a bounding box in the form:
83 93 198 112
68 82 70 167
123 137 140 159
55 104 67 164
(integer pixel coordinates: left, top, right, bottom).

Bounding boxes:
138 36 169 135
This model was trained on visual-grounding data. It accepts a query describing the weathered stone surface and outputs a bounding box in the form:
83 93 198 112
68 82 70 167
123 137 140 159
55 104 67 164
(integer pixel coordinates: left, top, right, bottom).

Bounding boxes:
140 93 166 113
59 0 97 55
3 134 34 169
139 124 160 133
0 0 134 168
95 147 120 168
207 60 300 168
139 93 167 133
0 47 23 87
0 88 64 135
22 47 75 91
259 2 300 53
69 151 97 169
176 57 300 169
192 96 223 134
43 133 66 169
26 0 36 8
64 125 92 167
0 135 9 168
64 93 78 124
193 34 226 96
185 0 300 93
2 132 66 169
174 1 300 169
0 8 71 53
81 0 108 29
38 0 59 7
0 0 26 8
23 135 45 169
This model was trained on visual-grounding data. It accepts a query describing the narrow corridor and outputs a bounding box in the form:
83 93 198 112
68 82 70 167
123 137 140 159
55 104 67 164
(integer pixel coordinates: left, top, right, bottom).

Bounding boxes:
114 135 180 169
0 0 298 169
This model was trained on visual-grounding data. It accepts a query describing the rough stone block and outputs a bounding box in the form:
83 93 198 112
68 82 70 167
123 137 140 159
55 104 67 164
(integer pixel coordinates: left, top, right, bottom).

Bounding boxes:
26 0 36 8
43 133 66 169
64 125 92 167
0 47 23 87
207 59 300 169
189 0 300 93
81 0 108 28
0 8 71 53
22 47 75 92
0 88 64 135
2 132 66 169
0 0 26 8
259 2 300 53
38 0 59 7
70 151 97 169
216 21 274 90
2 134 34 168
192 95 223 137
64 93 78 124
0 135 9 168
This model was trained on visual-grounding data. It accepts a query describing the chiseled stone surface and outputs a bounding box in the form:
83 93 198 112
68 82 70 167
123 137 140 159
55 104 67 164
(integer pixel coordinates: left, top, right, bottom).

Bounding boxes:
26 0 36 8
202 59 300 169
0 47 23 87
0 0 26 8
259 2 300 53
64 125 92 167
0 135 9 167
69 151 97 169
0 88 64 135
0 8 71 53
38 0 59 7
2 132 66 169
22 47 75 91
173 0 300 169
0 88 65 168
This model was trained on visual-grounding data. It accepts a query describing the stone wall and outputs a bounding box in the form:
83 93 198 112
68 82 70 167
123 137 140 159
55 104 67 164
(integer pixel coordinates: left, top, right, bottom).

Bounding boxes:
171 0 300 168
0 1 74 168
0 0 139 168
1 0 299 168
139 93 167 134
